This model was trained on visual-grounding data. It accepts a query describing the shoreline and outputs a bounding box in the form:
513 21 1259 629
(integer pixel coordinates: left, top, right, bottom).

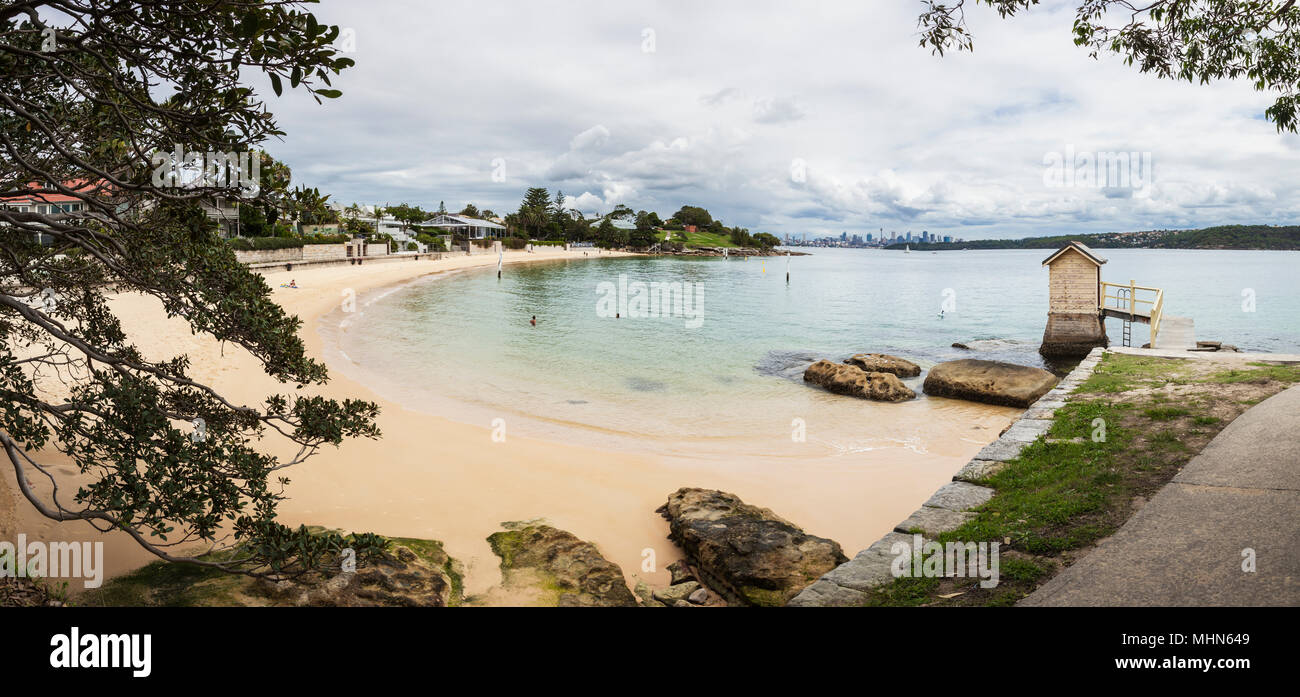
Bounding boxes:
5 246 1019 602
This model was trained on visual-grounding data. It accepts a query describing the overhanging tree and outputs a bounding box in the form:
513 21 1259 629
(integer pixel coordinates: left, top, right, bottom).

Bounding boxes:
918 0 1300 131
0 0 386 577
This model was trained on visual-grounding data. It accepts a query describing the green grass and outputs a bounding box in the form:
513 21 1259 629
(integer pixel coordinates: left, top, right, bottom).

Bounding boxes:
1209 362 1300 384
663 229 740 248
1143 406 1190 420
1075 354 1191 393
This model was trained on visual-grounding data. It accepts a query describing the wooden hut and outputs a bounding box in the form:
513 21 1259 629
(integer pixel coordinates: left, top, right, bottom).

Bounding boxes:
1039 241 1108 357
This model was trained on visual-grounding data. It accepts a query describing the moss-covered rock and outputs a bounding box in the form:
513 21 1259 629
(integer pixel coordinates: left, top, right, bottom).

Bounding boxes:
482 521 638 607
80 529 463 607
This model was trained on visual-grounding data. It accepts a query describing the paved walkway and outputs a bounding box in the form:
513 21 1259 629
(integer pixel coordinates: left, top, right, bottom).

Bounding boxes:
1021 384 1300 606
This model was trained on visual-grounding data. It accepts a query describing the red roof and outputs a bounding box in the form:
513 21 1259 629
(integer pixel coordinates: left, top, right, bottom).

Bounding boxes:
1 179 106 204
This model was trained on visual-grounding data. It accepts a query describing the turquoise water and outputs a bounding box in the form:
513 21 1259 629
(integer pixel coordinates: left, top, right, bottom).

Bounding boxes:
333 248 1300 457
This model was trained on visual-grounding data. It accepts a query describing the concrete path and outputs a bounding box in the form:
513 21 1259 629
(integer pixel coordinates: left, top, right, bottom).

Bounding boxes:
1021 384 1300 606
1152 315 1195 349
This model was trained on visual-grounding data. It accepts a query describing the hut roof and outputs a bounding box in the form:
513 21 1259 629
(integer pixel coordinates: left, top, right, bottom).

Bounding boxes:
1042 240 1107 267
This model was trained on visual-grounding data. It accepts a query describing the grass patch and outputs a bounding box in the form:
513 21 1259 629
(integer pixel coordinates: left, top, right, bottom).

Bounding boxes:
663 229 741 248
1075 354 1191 393
1209 362 1300 384
1144 406 1190 420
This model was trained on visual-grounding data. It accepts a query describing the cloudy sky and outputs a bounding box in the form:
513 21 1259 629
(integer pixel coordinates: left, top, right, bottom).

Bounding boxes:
254 0 1300 240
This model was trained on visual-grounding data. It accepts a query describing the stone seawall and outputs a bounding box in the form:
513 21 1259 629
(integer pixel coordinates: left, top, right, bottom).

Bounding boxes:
234 243 351 265
788 347 1105 606
246 251 444 274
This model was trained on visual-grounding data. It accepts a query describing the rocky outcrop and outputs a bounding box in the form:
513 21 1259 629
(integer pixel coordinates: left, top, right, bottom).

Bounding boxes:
844 353 921 377
84 531 464 607
486 521 638 607
657 488 847 607
255 543 459 607
803 360 916 402
1 577 61 607
922 359 1058 408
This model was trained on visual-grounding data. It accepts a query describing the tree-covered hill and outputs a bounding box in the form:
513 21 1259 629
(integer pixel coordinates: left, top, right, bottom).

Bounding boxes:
885 225 1300 251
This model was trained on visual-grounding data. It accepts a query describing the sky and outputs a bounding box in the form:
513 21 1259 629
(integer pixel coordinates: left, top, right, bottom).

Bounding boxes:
251 0 1300 240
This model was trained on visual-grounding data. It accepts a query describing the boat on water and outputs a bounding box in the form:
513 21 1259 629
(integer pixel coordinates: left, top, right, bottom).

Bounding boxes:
904 245 910 253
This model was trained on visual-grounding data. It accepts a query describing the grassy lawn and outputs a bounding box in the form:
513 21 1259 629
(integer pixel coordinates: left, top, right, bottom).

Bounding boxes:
662 229 739 248
862 353 1300 607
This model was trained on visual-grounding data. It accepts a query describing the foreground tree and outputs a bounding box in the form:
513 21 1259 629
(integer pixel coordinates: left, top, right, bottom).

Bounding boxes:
0 1 385 577
918 0 1300 131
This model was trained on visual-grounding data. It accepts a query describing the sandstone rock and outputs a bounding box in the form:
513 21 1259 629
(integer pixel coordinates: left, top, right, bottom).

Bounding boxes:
666 559 696 585
652 580 700 603
803 360 916 402
634 581 665 607
658 488 848 607
687 587 709 605
952 342 971 350
844 353 922 377
486 521 638 607
922 359 1058 407
251 543 459 607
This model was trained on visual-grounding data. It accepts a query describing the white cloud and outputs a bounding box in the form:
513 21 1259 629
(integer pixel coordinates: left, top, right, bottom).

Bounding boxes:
254 0 1300 239
752 96 805 124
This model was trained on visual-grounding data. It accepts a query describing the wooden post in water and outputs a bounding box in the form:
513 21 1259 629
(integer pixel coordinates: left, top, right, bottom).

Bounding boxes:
1039 241 1110 358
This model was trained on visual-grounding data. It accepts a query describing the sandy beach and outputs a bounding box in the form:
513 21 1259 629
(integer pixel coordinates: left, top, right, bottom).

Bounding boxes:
3 247 1020 600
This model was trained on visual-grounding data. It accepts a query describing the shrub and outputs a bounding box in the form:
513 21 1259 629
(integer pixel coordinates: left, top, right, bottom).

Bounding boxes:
502 237 528 250
227 236 303 251
303 233 350 245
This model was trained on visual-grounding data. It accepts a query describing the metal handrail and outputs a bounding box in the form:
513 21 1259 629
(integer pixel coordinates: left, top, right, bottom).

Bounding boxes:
1099 279 1164 343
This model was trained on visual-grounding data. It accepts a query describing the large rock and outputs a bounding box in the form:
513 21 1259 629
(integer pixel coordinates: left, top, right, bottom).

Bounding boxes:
922 359 1058 407
803 360 916 402
844 353 921 377
254 542 461 607
658 488 848 607
486 521 638 607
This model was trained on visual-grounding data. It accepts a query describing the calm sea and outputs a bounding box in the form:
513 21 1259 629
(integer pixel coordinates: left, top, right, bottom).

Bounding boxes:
328 248 1300 458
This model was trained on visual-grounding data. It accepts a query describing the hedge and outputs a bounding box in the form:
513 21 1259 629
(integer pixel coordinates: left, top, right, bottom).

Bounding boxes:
228 234 351 251
303 233 350 245
227 236 302 251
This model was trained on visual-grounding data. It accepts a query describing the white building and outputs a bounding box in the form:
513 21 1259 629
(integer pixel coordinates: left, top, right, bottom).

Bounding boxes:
427 213 507 239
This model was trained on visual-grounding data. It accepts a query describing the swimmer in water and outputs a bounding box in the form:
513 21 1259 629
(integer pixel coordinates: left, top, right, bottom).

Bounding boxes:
530 315 537 326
